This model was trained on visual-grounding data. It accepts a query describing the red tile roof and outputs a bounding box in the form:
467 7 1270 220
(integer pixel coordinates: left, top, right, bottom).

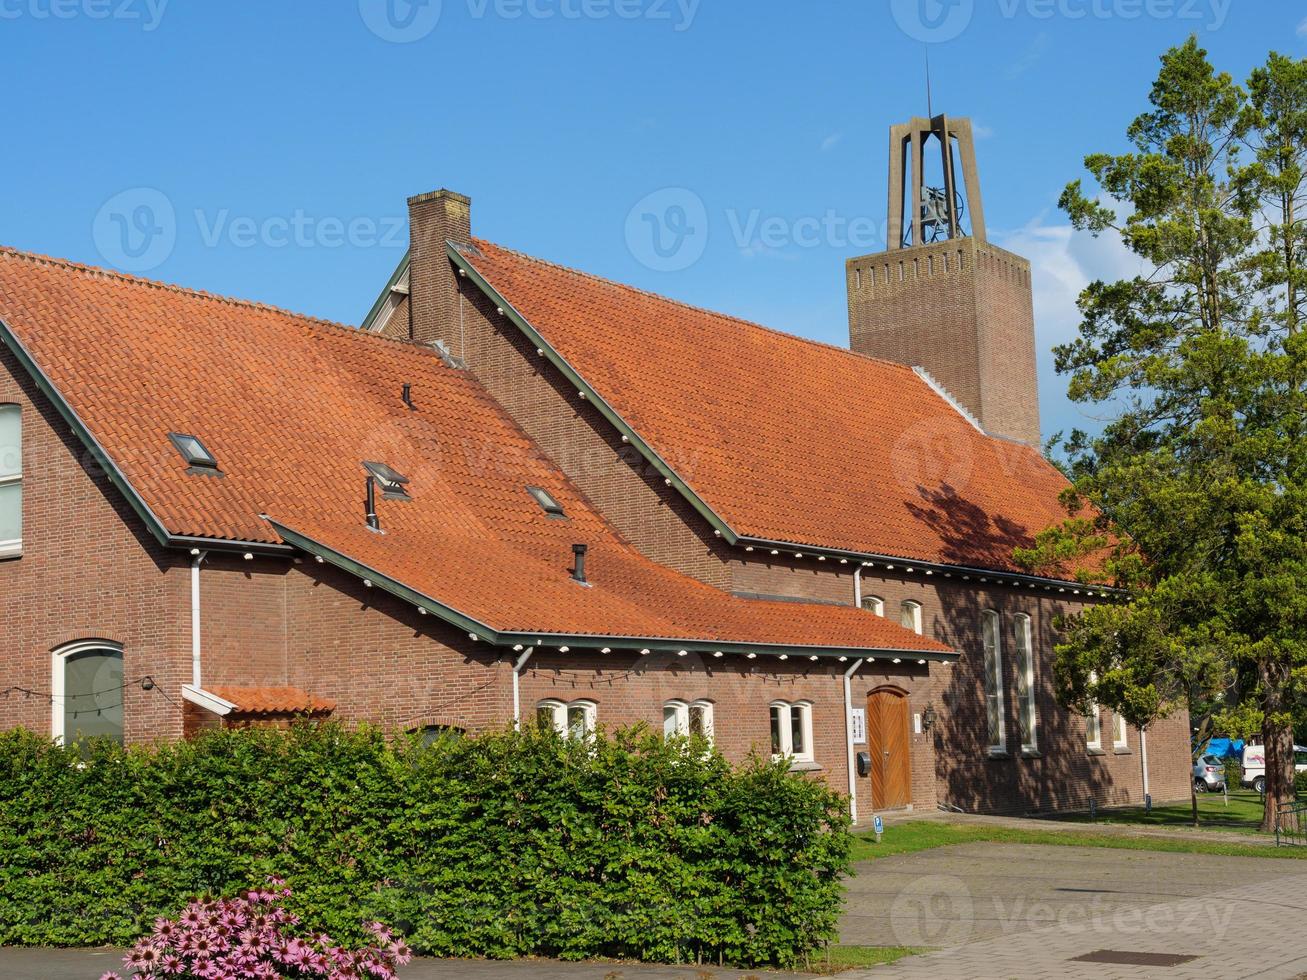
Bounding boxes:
209 686 335 716
0 247 952 657
455 239 1083 576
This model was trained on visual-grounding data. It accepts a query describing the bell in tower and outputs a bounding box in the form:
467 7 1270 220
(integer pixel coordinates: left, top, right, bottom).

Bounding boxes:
888 115 986 248
846 114 1041 447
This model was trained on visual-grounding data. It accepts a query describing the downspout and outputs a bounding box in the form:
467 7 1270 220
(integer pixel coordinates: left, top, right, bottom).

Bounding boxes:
853 564 863 609
1140 726 1151 802
511 647 534 730
844 658 865 824
190 550 207 687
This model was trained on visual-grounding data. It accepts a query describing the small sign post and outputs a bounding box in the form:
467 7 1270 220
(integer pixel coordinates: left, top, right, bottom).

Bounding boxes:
873 814 884 843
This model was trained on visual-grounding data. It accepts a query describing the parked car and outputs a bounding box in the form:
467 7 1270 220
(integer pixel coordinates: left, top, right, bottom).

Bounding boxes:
1240 744 1307 794
1192 754 1227 794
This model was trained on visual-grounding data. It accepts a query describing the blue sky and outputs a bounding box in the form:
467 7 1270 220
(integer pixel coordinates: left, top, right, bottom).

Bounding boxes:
1 0 1300 441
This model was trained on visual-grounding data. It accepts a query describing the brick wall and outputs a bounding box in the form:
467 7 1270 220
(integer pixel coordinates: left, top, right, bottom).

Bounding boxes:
0 344 191 743
847 238 1041 446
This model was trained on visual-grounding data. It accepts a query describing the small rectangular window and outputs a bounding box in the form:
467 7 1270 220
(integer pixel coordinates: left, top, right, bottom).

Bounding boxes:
527 485 566 518
363 460 410 499
168 432 219 471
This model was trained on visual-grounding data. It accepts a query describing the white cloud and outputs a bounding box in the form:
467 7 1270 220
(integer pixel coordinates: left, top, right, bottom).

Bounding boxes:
971 122 995 140
820 132 843 152
1298 15 1307 37
1005 32 1050 79
994 211 1143 437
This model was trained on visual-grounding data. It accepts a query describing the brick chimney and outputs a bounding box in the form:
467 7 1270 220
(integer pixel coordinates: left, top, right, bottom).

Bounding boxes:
407 188 471 346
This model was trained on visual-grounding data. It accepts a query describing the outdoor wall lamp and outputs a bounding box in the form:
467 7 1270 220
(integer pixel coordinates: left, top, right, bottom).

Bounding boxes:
921 704 937 732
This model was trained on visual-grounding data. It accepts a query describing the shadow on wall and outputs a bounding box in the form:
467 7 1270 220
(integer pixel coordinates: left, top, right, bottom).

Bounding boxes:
907 484 1119 816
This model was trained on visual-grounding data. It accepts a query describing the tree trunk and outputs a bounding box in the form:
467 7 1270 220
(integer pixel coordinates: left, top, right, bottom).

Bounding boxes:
1259 662 1295 833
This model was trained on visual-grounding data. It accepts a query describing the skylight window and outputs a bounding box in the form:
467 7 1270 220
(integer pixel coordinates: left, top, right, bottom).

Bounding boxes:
527 485 566 518
168 433 220 473
363 460 410 499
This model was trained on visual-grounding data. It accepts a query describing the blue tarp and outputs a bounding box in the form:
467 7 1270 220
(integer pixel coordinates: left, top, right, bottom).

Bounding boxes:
1201 738 1244 759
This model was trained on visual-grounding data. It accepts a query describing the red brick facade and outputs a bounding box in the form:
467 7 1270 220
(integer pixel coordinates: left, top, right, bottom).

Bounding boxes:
0 192 1190 820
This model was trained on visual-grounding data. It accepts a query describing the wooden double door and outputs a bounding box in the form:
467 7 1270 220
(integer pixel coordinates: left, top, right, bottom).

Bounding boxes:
867 689 912 809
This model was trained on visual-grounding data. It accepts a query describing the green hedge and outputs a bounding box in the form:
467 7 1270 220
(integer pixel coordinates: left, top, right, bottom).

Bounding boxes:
0 724 850 967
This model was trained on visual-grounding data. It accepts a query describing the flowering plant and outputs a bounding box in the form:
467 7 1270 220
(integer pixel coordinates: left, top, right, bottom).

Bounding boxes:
100 877 412 980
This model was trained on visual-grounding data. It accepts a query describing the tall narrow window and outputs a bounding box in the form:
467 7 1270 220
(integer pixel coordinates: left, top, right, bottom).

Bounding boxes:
900 600 922 635
862 595 885 616
663 700 688 738
1113 712 1129 750
0 405 21 556
769 700 813 763
1013 614 1037 752
1086 672 1103 750
52 642 124 747
689 700 714 742
981 610 1005 753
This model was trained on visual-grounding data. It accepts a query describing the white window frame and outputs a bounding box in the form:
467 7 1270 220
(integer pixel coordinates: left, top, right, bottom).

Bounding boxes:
536 698 595 740
900 600 922 635
51 640 125 746
1113 711 1129 750
1013 613 1037 753
862 595 885 617
981 610 1006 755
0 404 21 557
769 699 814 764
689 699 715 743
664 699 715 745
1086 672 1103 751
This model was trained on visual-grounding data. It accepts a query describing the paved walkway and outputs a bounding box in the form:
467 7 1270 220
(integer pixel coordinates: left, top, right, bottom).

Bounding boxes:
840 842 1307 979
0 947 815 980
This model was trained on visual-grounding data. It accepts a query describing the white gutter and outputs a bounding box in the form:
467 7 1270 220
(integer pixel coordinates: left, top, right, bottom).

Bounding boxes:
511 647 535 729
843 658 865 823
190 550 207 687
181 684 235 716
853 564 863 609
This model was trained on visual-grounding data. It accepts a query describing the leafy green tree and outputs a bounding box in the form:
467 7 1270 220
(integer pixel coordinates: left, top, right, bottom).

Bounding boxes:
1017 38 1307 831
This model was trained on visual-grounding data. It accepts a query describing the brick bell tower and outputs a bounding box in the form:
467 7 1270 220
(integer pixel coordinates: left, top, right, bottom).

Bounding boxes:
846 115 1041 446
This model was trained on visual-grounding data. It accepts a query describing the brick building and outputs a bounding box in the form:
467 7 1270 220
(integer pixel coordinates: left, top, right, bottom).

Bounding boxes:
0 178 1190 818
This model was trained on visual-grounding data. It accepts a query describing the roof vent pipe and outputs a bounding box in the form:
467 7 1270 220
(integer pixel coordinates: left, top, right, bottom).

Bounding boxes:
571 543 588 583
402 383 414 410
365 476 380 531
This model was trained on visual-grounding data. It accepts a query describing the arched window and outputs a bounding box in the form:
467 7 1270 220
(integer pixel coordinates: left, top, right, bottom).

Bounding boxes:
536 699 595 740
769 700 813 762
861 595 885 616
1086 672 1103 750
412 724 464 748
51 641 124 747
0 404 21 557
981 610 1005 754
900 600 922 634
1013 613 1037 752
663 699 715 744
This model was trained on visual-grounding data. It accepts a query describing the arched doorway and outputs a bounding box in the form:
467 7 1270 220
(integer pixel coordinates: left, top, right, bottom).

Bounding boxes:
867 687 911 810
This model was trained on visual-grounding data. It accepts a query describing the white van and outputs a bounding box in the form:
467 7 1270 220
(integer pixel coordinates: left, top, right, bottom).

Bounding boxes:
1240 743 1307 794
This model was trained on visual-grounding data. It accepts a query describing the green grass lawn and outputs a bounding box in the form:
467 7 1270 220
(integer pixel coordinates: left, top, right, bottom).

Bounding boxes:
1056 789 1267 833
803 944 921 973
848 817 1307 863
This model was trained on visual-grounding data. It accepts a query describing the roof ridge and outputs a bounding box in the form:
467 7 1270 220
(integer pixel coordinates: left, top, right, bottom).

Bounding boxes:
0 243 431 355
471 238 923 376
